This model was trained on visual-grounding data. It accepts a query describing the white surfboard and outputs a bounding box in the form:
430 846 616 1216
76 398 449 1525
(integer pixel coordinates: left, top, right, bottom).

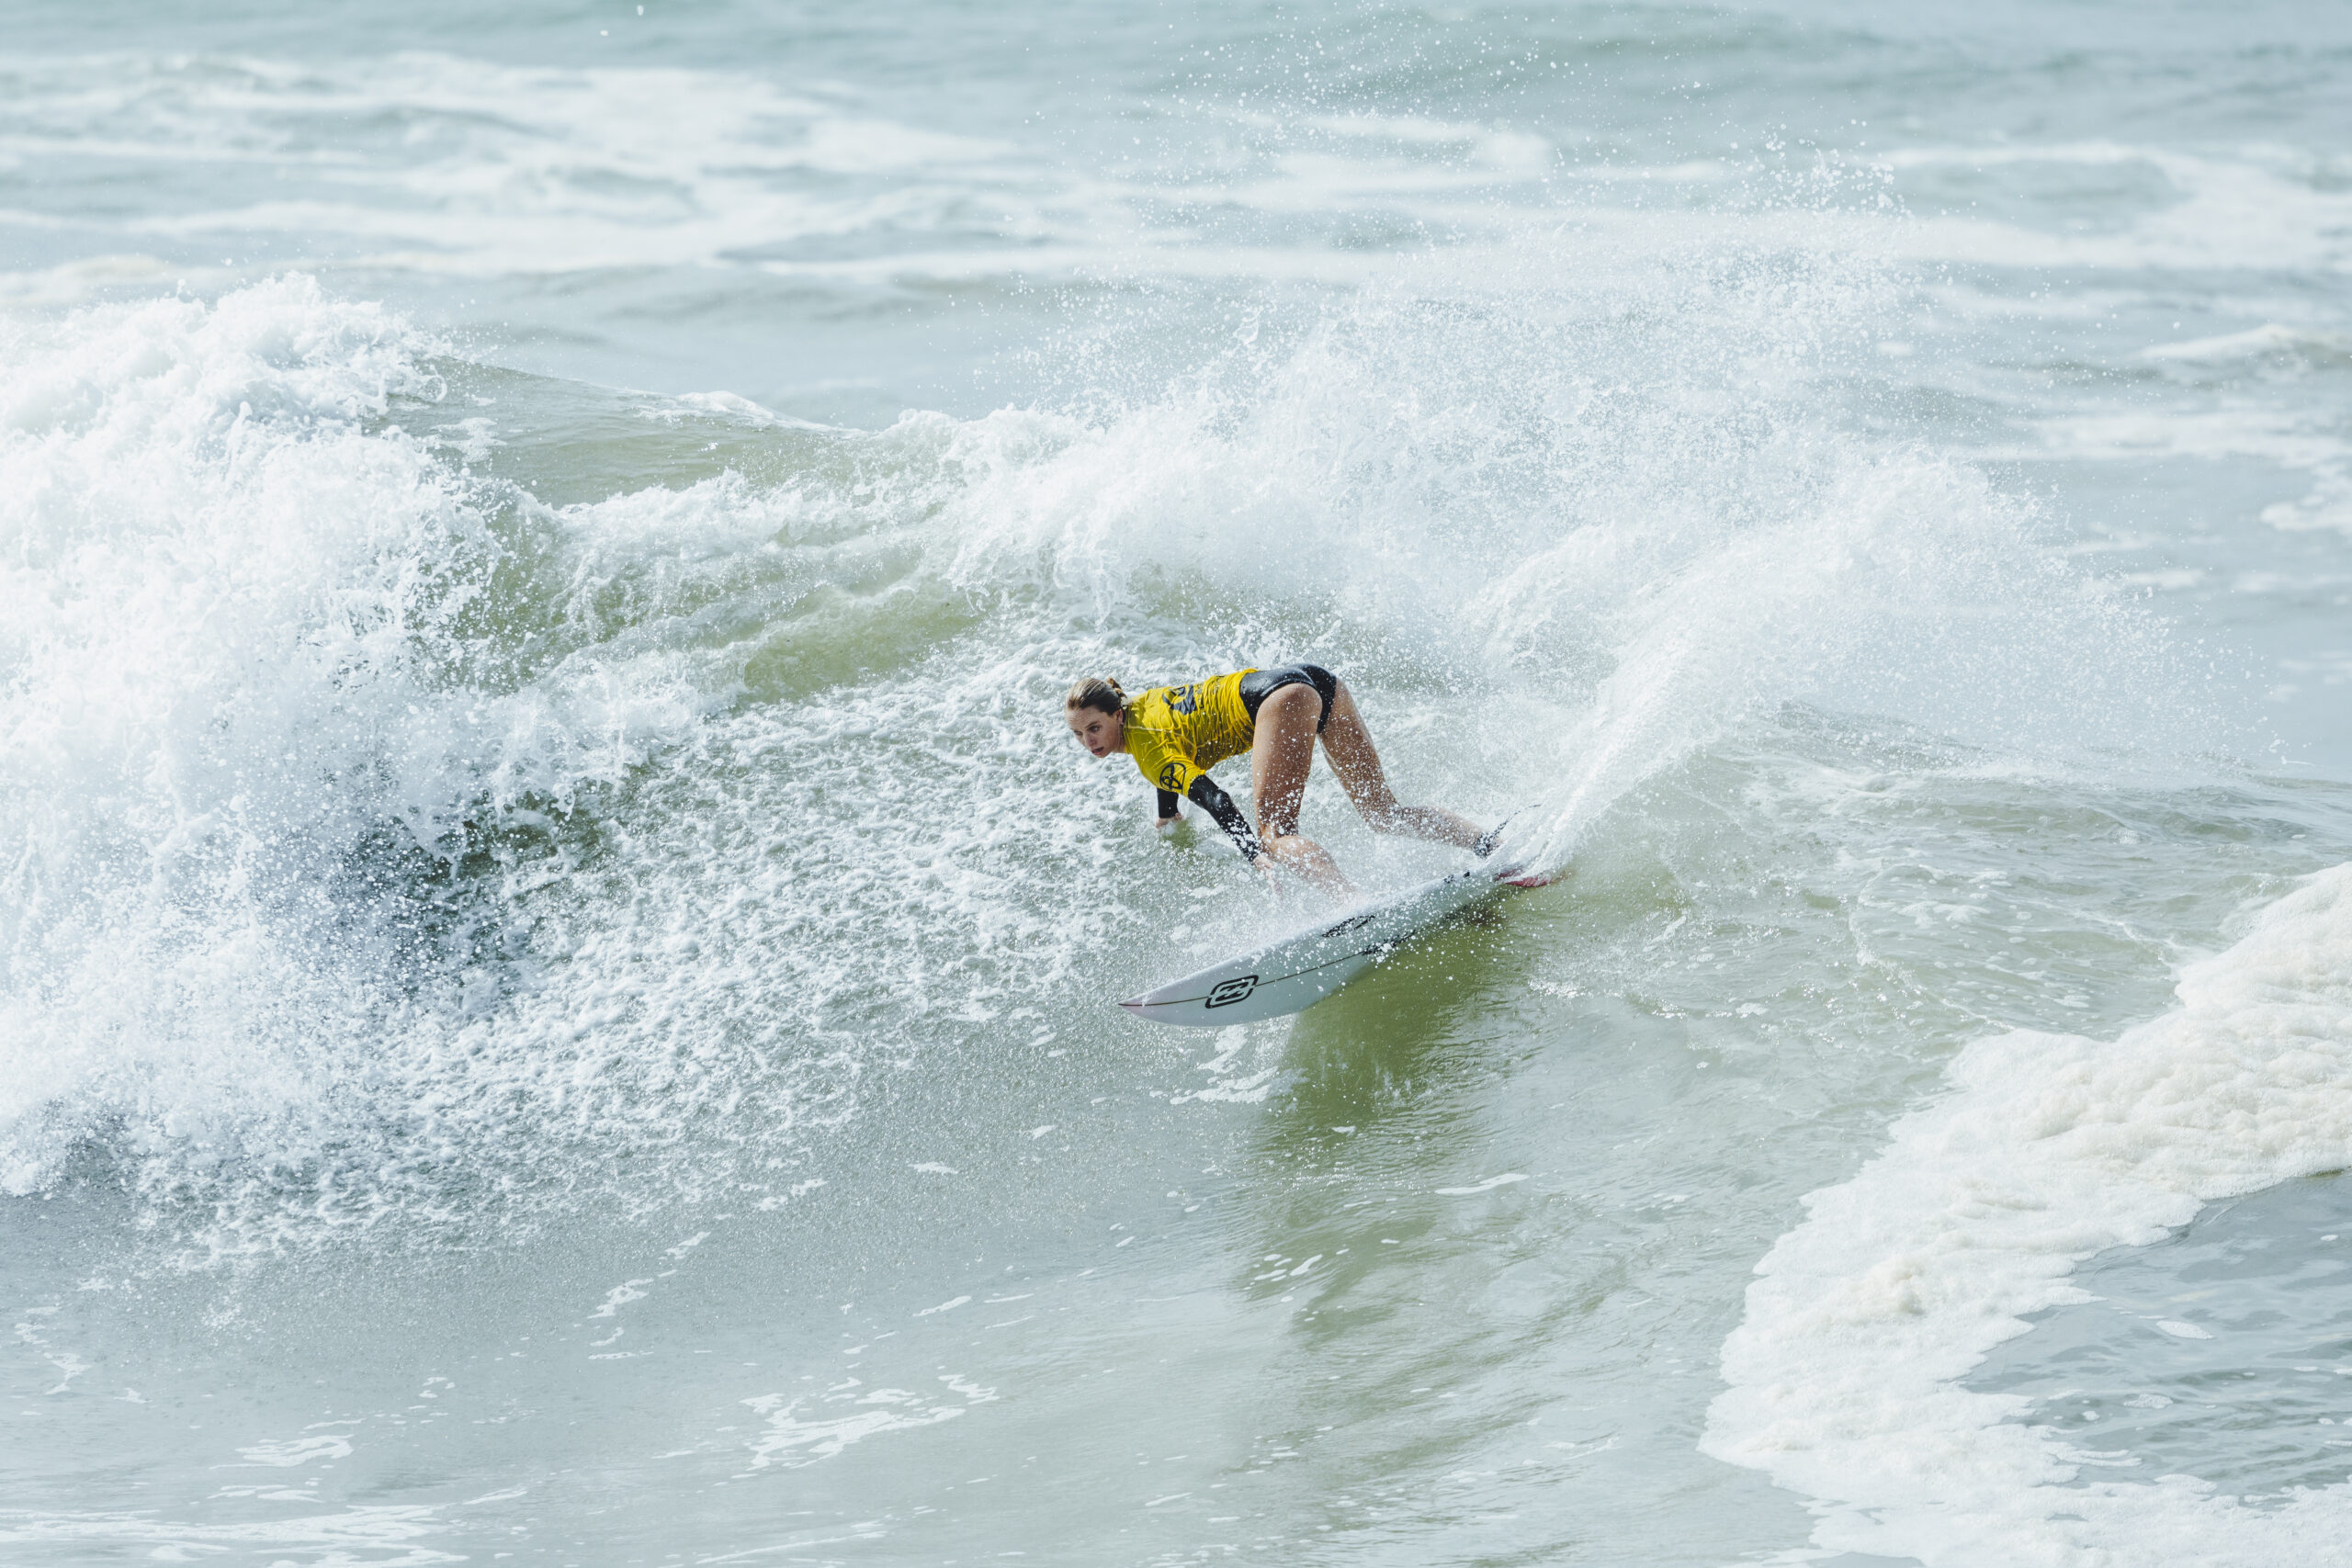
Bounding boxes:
1118 859 1553 1027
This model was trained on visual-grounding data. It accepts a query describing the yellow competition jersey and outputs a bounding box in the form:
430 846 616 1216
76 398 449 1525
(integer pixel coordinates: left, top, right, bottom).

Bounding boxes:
1125 670 1259 796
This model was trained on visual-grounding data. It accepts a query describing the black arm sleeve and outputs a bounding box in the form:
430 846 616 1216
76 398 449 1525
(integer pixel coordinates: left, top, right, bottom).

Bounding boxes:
1157 788 1181 819
1186 774 1263 862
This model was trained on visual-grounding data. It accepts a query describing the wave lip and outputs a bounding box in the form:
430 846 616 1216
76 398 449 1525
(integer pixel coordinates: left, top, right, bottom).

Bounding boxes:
1704 863 2352 1565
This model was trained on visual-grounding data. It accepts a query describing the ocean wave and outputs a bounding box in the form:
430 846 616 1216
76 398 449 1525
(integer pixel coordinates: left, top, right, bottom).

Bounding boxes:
0 256 2221 1262
1705 863 2352 1566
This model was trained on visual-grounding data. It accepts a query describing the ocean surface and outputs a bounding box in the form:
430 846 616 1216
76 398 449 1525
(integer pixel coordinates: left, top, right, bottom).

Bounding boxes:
5 4 2352 1564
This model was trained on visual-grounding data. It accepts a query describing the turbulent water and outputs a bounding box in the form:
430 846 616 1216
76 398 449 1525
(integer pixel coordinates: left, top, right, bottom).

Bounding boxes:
5 4 2352 1564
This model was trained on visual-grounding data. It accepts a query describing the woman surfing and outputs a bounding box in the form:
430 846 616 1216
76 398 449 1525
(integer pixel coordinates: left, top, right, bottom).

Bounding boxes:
1063 663 1498 897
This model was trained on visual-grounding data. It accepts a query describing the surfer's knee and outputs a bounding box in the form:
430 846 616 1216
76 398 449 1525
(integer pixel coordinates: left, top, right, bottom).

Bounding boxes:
1269 817 1306 846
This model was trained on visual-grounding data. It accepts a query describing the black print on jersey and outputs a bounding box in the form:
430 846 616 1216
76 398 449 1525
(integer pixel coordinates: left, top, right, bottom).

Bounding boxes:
1158 761 1184 791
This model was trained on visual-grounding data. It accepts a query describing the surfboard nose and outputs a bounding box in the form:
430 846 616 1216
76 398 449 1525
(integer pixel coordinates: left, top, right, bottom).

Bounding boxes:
1117 997 1145 1012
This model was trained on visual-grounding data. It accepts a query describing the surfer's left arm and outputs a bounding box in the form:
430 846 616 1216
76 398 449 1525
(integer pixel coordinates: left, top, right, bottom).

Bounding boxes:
1156 788 1182 829
1184 774 1264 863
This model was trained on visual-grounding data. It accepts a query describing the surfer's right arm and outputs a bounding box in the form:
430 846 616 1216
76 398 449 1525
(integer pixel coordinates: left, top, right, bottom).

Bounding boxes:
1156 787 1182 829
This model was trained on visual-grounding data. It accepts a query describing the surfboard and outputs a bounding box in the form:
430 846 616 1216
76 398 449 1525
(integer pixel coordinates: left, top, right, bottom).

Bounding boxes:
1117 859 1553 1027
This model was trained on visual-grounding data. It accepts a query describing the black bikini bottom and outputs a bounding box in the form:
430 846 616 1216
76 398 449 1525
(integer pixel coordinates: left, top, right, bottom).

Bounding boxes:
1238 663 1339 733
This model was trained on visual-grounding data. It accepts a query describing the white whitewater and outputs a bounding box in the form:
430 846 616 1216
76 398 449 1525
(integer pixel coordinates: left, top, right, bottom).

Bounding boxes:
1709 865 2352 1565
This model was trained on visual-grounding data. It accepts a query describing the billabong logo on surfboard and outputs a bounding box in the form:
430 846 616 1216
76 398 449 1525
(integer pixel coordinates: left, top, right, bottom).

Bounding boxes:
1204 975 1258 1008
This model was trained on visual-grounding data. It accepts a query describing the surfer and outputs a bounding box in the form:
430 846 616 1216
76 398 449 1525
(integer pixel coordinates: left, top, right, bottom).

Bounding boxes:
1064 664 1495 894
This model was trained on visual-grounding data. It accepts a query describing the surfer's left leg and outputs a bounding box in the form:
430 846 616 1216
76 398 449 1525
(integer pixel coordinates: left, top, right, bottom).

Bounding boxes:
1317 680 1487 851
1246 682 1352 896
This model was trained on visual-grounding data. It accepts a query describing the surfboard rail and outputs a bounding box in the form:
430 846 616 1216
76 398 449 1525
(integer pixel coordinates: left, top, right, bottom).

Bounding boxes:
1117 860 1551 1027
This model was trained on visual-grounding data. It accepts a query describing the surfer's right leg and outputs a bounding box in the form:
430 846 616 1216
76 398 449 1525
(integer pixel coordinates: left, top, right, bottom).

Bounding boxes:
1317 680 1487 851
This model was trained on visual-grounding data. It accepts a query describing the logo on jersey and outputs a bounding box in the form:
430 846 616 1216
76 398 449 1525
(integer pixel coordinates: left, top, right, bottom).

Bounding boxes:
1170 682 1201 715
1205 975 1258 1009
1157 761 1185 792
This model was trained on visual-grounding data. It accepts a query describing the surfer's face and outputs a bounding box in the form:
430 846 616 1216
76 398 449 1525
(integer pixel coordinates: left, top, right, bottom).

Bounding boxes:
1067 705 1123 758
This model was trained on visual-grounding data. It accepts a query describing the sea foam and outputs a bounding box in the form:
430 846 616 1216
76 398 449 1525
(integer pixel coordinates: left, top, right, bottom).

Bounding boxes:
0 278 714 1225
1705 863 2352 1566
